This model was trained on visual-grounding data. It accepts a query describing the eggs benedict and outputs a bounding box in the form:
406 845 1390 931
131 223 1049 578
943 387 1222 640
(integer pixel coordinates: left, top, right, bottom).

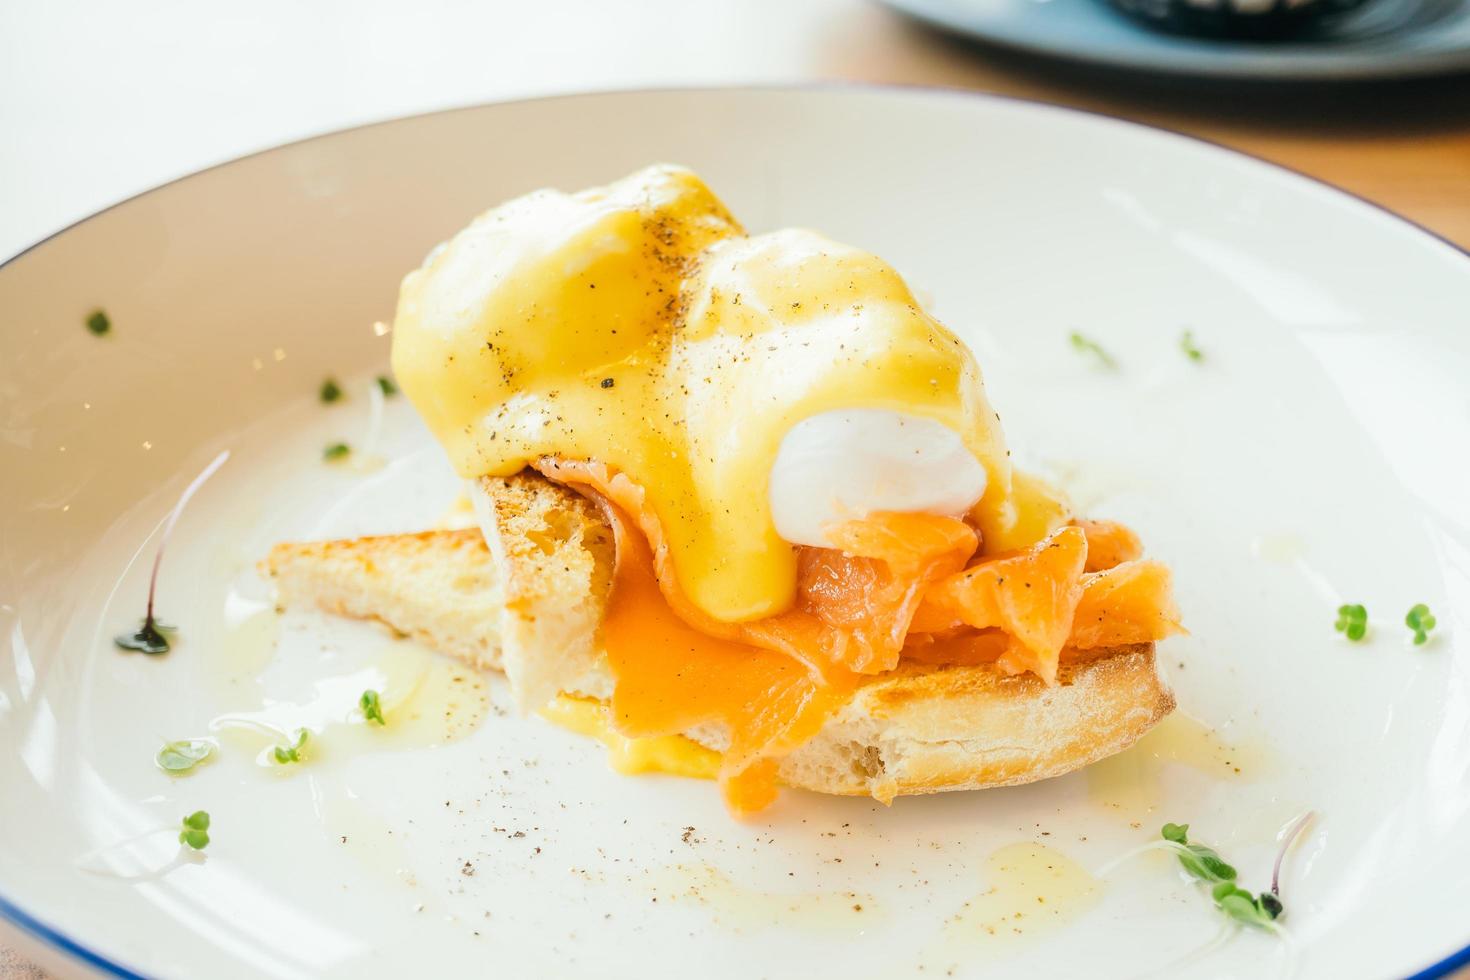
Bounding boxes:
267 164 1181 815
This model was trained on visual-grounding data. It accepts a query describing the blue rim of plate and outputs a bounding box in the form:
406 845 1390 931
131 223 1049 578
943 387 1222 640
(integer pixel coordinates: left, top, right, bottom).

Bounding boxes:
0 890 146 979
2 82 1468 980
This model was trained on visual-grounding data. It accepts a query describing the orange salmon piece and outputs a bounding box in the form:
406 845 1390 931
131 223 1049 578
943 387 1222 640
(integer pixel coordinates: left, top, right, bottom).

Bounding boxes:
911 526 1089 684
1076 519 1144 573
764 512 977 674
901 628 1014 667
1070 560 1183 649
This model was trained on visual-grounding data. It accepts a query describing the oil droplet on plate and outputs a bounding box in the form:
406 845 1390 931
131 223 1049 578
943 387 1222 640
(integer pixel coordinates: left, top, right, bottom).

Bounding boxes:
310 775 417 884
1086 713 1275 817
1250 533 1340 603
1251 533 1304 563
925 841 1099 966
642 863 879 933
217 587 280 687
211 642 490 771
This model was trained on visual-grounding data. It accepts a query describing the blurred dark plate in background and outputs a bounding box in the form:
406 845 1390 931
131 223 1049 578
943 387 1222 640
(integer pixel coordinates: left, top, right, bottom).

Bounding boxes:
882 0 1470 78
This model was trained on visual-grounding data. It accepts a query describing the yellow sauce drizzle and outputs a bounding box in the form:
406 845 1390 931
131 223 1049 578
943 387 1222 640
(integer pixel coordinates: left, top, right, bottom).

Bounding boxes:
539 695 719 780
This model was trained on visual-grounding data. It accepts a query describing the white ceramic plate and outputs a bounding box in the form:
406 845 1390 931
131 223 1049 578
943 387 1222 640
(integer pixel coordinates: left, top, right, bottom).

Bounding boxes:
2 87 1469 980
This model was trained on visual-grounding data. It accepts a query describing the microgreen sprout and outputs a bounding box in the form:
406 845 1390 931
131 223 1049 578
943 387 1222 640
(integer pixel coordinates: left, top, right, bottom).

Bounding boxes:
156 739 214 773
179 811 210 850
320 378 343 403
114 449 230 655
376 375 397 396
272 728 309 764
1160 823 1237 884
1271 810 1315 897
114 619 172 655
1160 824 1284 931
85 309 111 336
1406 604 1437 645
1069 331 1117 369
1334 604 1368 641
1180 330 1204 362
323 442 351 462
1212 883 1282 929
360 689 385 726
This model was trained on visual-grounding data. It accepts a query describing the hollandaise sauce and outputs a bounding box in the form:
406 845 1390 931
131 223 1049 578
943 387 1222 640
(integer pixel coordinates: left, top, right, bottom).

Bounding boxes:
391 165 1015 622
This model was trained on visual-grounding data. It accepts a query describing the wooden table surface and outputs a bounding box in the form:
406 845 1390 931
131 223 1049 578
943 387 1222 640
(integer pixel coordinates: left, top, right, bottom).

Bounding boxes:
2 1 1467 976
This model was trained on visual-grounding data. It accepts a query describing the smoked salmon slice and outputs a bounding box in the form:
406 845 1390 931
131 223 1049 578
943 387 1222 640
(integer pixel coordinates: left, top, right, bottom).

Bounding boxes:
1076 519 1144 573
1070 561 1182 649
910 526 1088 684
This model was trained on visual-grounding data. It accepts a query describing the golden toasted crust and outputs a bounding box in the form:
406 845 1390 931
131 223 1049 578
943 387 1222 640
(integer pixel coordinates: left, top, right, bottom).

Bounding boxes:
472 473 617 707
785 648 1172 801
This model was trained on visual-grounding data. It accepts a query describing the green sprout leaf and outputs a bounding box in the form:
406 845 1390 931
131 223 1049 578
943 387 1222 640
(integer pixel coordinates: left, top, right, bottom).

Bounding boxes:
1335 603 1368 642
320 378 343 403
1218 892 1273 928
1178 844 1237 884
376 375 398 396
1210 884 1281 930
1160 822 1294 933
323 442 351 462
1160 823 1235 881
1179 330 1204 362
360 689 385 726
1406 603 1437 646
272 728 310 765
1069 331 1117 369
179 810 210 850
156 739 214 773
85 309 111 336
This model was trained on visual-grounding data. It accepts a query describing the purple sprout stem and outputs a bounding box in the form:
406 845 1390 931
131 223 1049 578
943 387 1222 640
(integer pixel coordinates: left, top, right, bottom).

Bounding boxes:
1271 810 1316 897
144 449 231 624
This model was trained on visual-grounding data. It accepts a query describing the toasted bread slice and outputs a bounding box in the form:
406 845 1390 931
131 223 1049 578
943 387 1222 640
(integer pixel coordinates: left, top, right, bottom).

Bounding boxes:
470 473 616 708
264 473 1175 803
264 529 504 672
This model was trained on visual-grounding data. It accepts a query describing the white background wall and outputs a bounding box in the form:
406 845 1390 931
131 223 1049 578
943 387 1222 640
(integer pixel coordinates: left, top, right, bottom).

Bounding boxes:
0 0 890 260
